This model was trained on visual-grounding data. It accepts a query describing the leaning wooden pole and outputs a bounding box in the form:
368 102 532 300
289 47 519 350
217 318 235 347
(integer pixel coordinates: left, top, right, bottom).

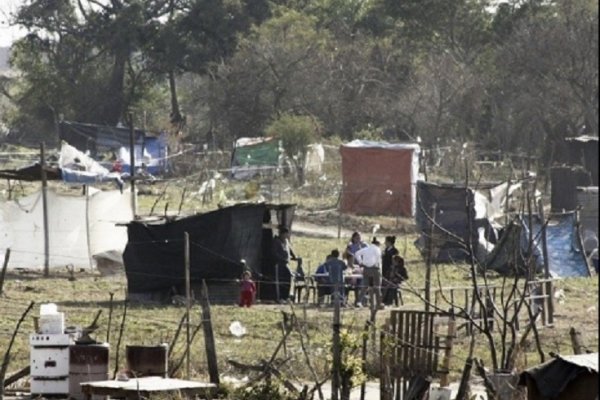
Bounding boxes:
112 300 128 379
40 142 50 277
0 301 34 400
200 280 219 385
128 112 137 217
0 248 10 295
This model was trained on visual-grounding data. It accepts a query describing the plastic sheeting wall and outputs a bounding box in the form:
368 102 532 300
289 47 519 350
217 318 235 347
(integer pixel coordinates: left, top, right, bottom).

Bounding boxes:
0 189 132 269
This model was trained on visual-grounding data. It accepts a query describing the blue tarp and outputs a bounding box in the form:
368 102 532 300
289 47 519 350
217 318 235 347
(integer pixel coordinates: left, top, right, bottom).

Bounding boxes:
61 169 123 190
529 213 589 277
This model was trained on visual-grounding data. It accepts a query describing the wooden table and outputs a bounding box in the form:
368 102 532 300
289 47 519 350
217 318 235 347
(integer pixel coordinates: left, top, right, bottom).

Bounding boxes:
80 377 217 400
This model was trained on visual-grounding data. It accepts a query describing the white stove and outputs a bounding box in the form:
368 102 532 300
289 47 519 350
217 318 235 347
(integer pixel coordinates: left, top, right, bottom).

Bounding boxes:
30 333 72 395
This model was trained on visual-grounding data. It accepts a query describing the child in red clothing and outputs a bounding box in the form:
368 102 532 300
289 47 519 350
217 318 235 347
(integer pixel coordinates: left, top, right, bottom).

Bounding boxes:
239 271 256 307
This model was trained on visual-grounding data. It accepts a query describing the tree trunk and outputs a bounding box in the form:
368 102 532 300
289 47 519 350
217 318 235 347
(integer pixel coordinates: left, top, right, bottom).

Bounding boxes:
169 69 183 125
101 48 129 125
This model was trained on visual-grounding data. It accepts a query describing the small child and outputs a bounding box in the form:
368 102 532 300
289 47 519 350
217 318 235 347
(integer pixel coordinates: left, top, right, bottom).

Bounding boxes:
239 271 256 307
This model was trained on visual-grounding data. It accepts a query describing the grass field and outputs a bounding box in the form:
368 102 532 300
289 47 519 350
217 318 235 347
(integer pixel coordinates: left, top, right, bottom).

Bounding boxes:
0 171 597 398
1 235 598 398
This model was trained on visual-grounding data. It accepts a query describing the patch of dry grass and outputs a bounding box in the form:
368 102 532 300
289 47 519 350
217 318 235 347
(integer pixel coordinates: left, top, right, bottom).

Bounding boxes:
1 236 597 390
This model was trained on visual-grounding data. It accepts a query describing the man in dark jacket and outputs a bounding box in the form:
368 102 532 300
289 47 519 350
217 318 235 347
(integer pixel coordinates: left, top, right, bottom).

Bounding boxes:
272 226 296 302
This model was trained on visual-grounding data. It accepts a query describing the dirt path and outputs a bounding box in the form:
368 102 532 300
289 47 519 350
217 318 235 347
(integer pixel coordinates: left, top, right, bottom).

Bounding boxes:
292 221 352 239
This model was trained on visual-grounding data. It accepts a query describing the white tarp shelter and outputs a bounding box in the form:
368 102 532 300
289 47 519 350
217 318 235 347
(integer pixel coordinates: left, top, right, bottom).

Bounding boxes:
0 188 132 269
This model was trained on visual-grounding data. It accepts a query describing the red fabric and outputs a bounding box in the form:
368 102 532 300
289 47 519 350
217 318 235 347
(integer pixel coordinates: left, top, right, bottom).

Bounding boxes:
240 290 254 307
340 146 415 216
240 279 256 307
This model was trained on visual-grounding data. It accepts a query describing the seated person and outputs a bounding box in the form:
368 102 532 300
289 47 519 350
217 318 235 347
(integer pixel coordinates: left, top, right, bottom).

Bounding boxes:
326 249 347 305
315 252 335 305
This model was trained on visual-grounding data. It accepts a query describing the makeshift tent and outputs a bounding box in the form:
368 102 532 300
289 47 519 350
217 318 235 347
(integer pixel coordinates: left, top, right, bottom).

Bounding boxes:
59 141 123 188
340 140 420 216
58 121 169 175
415 181 498 262
59 120 145 156
485 213 589 277
519 353 598 400
484 217 543 276
230 137 282 180
0 189 132 269
122 203 295 303
530 212 590 277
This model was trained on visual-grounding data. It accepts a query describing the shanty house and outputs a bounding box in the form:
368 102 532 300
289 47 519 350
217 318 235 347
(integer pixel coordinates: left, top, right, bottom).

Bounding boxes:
122 203 295 303
340 140 420 216
519 353 598 400
230 137 282 180
59 120 169 175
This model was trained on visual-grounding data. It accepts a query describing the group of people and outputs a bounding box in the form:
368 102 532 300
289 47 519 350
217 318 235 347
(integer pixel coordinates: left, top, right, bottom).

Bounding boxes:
237 227 409 309
315 232 409 309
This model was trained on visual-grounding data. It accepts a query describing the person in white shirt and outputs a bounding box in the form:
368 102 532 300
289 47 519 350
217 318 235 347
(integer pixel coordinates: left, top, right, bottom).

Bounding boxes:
354 237 383 309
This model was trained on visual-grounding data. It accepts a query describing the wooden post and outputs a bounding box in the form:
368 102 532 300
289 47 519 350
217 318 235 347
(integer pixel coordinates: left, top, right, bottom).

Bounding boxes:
331 283 341 400
537 199 554 325
40 142 50 277
84 186 93 270
504 176 511 226
129 112 137 217
184 232 191 379
106 292 114 343
336 189 343 239
569 327 584 354
575 210 594 277
439 317 455 387
112 300 128 379
0 249 10 295
425 204 436 312
200 280 220 385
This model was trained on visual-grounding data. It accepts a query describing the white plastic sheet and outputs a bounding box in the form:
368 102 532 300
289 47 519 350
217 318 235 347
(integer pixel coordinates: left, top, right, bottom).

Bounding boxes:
0 188 132 269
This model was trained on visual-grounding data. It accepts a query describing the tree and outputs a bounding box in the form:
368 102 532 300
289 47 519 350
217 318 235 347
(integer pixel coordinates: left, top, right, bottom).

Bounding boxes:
6 0 173 140
142 0 271 132
265 113 319 186
485 0 598 166
206 8 328 143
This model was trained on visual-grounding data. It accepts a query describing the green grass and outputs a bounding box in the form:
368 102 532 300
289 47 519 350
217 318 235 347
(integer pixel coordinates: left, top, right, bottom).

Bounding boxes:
2 236 597 393
0 177 597 395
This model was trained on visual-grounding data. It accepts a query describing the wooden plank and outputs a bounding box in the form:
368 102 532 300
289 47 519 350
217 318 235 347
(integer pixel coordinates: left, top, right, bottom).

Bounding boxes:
439 318 455 386
415 312 423 375
433 336 440 375
427 313 435 376
409 312 417 374
81 377 216 392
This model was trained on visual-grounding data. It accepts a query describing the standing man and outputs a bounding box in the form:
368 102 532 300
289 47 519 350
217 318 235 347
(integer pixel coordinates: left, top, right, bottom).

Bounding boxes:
272 226 296 302
355 237 383 309
382 236 399 305
382 236 399 280
344 232 367 306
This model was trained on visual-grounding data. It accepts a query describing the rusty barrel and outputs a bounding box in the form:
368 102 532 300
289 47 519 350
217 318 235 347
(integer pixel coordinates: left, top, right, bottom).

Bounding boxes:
125 344 169 377
69 343 109 400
